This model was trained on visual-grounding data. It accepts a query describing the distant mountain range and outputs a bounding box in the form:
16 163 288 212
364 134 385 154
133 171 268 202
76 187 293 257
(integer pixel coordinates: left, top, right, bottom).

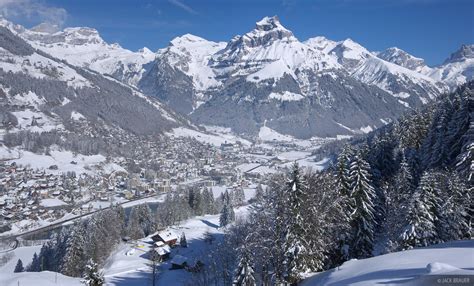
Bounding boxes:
1 16 473 139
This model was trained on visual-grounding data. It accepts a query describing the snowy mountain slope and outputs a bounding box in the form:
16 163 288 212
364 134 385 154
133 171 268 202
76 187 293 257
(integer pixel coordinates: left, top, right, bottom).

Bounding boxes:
376 47 431 73
188 17 409 138
0 25 185 137
140 16 466 138
324 39 447 105
210 16 339 81
139 34 226 113
427 44 474 89
302 240 474 286
0 19 155 87
2 16 472 139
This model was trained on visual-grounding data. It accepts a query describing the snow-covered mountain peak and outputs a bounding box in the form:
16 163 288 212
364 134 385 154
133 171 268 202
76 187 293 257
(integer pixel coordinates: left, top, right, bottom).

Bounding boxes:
138 47 154 55
377 47 428 72
304 36 337 52
60 27 105 45
0 17 25 34
444 44 474 64
30 22 61 34
332 38 371 60
255 16 286 32
246 16 296 44
169 33 218 48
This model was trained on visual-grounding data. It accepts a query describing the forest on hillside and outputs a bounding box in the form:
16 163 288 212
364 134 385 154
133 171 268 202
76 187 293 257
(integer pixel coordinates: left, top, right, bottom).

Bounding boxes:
196 81 473 285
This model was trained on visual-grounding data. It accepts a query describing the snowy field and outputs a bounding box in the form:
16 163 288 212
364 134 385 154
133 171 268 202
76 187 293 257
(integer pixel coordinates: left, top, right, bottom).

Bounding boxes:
303 240 474 286
167 127 251 147
0 146 125 175
0 245 83 285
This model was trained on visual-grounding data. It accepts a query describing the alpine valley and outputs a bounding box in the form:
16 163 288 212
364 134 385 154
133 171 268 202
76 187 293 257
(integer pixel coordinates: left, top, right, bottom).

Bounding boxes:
0 13 473 286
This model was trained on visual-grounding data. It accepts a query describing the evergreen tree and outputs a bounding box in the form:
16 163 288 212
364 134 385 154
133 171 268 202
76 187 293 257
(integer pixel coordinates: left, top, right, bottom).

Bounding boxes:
220 190 235 227
180 232 188 248
254 184 264 202
126 204 155 237
62 223 87 277
14 259 24 273
399 172 441 250
82 259 104 286
233 188 245 206
29 252 40 272
334 146 354 262
202 188 217 214
233 250 257 286
348 154 376 258
440 173 472 240
283 163 311 284
220 202 230 227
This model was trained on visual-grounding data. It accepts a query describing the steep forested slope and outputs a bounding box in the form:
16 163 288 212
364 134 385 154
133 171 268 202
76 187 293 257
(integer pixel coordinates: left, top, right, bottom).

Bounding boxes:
198 82 473 285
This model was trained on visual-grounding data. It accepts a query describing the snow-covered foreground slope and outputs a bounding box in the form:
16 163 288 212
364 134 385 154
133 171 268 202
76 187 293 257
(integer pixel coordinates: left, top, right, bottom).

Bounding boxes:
104 206 250 286
303 240 474 286
0 245 81 285
0 271 82 286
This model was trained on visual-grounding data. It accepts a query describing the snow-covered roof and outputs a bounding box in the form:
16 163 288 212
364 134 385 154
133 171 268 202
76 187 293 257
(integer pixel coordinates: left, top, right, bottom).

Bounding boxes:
170 255 188 265
155 245 171 256
154 229 178 242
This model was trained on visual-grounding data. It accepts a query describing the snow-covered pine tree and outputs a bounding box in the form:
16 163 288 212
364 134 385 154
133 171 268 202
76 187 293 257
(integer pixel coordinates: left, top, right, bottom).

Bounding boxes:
385 153 416 247
126 206 146 239
233 250 257 286
334 146 354 262
62 223 87 277
180 232 188 248
393 154 415 213
426 99 455 169
440 173 472 240
283 163 312 284
82 259 104 286
254 184 264 202
202 188 217 215
14 259 24 273
28 252 40 272
399 172 441 250
233 188 245 206
220 190 235 228
348 154 376 258
220 202 230 227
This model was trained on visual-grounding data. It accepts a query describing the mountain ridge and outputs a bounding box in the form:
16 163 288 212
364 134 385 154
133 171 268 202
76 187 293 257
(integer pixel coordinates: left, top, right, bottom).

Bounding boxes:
1 16 472 139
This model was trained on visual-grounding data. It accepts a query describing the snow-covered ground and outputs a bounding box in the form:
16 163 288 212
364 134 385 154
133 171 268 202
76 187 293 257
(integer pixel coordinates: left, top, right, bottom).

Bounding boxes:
167 127 251 147
0 244 83 285
0 271 82 286
303 240 474 286
105 206 250 286
0 146 125 175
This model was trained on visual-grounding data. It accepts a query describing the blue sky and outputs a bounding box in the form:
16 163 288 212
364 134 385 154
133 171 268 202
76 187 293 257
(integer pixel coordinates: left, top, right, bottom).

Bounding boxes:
1 0 473 65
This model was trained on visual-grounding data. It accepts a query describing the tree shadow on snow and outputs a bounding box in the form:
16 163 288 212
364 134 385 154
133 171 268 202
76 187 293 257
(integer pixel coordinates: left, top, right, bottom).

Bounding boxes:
199 219 219 229
106 269 155 286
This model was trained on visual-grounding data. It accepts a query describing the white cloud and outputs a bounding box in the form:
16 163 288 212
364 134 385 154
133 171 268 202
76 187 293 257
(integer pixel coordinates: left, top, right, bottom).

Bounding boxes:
0 0 67 27
168 0 198 15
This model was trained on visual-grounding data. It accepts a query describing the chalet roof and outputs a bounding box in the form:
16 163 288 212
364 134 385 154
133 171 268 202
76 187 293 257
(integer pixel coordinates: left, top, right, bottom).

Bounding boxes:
170 255 188 265
155 245 171 256
154 229 178 242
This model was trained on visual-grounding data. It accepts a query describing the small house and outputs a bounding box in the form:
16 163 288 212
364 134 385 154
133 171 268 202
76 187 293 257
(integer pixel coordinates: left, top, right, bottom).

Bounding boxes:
154 244 171 261
151 230 178 246
170 255 188 270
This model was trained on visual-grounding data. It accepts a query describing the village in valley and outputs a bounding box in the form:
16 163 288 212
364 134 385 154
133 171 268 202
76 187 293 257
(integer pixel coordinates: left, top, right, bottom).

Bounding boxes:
0 120 330 284
0 130 328 237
